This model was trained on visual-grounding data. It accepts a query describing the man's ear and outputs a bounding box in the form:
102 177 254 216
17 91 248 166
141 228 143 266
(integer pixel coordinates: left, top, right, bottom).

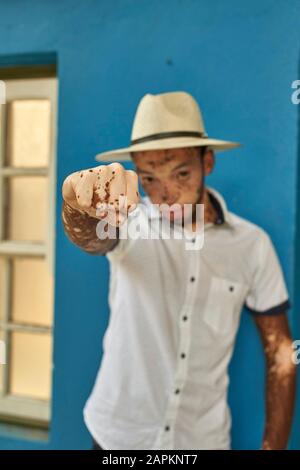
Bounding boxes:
203 149 215 176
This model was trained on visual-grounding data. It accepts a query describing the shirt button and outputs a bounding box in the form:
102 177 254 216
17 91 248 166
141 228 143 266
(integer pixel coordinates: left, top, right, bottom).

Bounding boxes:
181 353 186 359
182 315 188 321
165 425 170 431
175 388 180 394
190 276 195 282
229 286 234 292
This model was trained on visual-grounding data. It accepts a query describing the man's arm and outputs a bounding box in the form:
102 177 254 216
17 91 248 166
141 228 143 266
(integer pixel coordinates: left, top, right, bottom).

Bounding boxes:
254 313 297 450
61 200 119 255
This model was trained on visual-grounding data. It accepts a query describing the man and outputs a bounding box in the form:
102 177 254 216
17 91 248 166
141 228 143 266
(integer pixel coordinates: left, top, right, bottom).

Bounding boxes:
61 91 296 450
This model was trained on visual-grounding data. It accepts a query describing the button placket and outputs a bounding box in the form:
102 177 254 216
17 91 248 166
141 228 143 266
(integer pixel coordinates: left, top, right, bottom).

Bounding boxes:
153 316 192 449
153 251 199 450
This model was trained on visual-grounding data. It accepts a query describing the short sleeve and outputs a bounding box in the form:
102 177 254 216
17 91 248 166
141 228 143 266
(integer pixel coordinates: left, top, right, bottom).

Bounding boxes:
245 230 291 316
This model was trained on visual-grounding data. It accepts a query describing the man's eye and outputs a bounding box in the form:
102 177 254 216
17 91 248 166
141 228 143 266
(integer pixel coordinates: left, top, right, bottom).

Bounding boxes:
177 171 190 180
142 176 154 184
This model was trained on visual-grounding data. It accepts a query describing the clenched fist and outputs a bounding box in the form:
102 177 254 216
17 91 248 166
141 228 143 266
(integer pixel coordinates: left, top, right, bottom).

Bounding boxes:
62 163 139 226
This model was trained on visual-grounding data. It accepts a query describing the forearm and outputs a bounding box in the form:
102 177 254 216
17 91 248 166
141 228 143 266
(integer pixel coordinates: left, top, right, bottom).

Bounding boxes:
61 201 119 255
262 340 297 449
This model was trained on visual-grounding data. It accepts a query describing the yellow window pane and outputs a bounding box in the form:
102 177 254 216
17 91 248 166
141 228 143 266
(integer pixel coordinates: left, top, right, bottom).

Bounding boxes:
9 331 52 400
11 258 53 327
0 258 5 321
6 176 48 242
7 99 51 167
0 330 5 394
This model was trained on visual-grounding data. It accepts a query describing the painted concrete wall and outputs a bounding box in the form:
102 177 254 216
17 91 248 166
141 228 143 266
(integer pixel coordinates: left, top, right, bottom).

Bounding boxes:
0 0 299 449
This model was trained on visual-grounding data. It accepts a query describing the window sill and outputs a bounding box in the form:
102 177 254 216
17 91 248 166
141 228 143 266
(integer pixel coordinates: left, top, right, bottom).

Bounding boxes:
0 421 49 443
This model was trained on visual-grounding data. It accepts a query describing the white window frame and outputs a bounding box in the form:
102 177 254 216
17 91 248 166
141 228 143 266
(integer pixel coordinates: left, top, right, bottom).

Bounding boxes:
0 77 57 425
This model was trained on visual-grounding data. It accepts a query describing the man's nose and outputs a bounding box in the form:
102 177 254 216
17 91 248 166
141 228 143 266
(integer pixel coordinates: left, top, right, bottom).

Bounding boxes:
161 189 178 205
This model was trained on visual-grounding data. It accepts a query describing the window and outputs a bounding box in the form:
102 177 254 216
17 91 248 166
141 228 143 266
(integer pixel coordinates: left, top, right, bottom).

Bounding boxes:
0 76 57 427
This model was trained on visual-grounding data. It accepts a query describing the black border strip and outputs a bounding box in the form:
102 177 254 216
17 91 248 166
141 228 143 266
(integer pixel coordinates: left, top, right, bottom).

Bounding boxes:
245 298 292 316
131 130 207 145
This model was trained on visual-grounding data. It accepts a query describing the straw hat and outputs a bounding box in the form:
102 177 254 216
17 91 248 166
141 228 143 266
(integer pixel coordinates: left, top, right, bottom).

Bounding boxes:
95 91 240 162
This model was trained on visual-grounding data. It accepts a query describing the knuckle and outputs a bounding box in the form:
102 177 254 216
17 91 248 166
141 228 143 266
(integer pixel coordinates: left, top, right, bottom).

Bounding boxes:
95 164 106 172
125 169 137 177
62 176 73 197
109 162 124 173
126 171 139 194
63 173 73 186
126 169 138 182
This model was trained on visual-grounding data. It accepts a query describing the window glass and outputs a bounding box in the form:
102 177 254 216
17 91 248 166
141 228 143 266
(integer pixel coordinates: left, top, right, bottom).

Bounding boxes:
6 99 50 167
9 331 52 400
6 176 48 242
11 257 53 327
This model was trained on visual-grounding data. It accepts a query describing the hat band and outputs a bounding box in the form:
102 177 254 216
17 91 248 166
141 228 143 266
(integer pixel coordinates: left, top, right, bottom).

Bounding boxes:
131 130 207 145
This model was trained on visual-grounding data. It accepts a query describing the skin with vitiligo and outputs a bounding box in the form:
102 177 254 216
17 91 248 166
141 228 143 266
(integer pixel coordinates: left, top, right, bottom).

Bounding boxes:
254 314 296 450
61 146 296 449
62 162 139 254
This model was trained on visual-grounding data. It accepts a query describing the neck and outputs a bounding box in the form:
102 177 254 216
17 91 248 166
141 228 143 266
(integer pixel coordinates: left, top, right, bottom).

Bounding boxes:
189 187 218 231
202 188 218 224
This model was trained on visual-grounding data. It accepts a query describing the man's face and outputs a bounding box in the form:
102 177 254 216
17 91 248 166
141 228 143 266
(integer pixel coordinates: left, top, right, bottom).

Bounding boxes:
131 146 214 221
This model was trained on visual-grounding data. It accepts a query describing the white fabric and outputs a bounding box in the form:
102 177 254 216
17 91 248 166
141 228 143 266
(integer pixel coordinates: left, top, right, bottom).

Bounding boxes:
84 185 290 450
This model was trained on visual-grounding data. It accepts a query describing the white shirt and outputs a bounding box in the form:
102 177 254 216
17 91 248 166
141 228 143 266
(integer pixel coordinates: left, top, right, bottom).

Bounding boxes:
83 185 291 450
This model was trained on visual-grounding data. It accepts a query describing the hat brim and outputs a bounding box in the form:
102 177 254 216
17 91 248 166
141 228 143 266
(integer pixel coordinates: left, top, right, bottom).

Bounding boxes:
95 136 241 162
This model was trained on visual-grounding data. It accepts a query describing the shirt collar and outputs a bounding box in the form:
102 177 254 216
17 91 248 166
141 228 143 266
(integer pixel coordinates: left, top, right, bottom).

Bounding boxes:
142 186 235 228
205 185 235 228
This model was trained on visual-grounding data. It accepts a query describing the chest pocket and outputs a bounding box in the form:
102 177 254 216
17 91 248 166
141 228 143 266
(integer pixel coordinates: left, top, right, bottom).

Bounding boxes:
203 276 248 334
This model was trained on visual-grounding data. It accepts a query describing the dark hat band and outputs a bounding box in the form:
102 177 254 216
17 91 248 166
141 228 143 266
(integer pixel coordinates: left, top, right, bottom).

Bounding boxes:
131 130 208 145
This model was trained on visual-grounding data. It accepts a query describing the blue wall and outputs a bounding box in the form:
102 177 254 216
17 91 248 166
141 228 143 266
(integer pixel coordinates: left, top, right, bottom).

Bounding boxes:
0 0 299 449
